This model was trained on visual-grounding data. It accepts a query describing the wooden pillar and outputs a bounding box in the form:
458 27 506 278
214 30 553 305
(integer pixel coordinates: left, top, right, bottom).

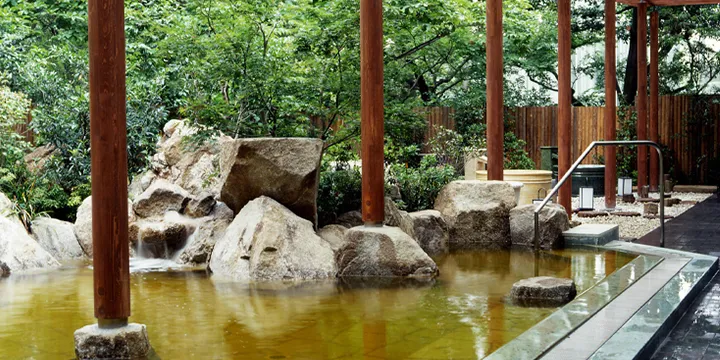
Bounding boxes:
88 0 130 322
360 0 385 224
649 10 660 192
486 0 504 181
604 0 617 209
557 0 572 215
637 4 649 191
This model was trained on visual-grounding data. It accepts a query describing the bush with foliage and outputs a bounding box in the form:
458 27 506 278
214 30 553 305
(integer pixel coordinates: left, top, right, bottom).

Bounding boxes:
387 155 458 212
317 160 362 227
0 75 68 226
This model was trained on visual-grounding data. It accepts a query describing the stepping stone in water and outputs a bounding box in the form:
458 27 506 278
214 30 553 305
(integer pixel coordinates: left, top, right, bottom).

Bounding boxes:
509 276 577 307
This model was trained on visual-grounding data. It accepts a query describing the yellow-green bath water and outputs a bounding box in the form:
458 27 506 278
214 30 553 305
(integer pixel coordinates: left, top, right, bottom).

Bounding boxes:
0 249 634 359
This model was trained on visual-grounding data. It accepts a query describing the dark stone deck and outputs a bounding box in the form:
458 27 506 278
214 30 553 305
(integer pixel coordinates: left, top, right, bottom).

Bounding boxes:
637 194 720 359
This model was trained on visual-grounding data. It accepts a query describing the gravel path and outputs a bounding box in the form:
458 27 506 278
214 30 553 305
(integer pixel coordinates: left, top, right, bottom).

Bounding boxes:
571 192 713 240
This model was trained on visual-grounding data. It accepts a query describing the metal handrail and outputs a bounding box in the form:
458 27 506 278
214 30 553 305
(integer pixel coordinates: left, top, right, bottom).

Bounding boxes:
534 140 665 250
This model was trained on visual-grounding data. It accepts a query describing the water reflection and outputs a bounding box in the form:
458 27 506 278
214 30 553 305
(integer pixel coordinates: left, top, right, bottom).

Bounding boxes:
0 248 635 359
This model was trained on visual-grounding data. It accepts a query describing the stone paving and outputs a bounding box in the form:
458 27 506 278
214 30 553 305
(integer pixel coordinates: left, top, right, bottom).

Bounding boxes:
637 194 720 359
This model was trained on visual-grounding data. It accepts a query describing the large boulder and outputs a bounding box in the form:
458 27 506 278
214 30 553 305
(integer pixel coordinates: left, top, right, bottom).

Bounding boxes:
406 210 449 255
336 226 439 278
0 216 59 272
31 218 84 260
132 179 191 218
177 202 235 265
434 181 517 249
509 204 569 249
209 196 336 281
218 138 323 226
74 196 136 257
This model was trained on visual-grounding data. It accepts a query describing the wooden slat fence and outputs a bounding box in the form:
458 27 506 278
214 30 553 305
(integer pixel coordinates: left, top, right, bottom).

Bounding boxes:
421 95 720 184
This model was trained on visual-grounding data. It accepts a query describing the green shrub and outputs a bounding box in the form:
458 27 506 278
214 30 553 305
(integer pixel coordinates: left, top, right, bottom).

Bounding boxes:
387 155 458 212
317 162 362 227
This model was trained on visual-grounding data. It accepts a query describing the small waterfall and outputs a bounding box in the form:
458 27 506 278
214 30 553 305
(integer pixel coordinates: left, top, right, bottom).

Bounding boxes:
129 211 200 272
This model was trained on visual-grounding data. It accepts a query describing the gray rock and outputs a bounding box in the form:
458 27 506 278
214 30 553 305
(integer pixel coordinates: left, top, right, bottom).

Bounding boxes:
132 179 191 218
74 323 150 360
0 192 23 229
24 144 57 173
510 204 569 249
74 196 136 257
384 197 414 236
407 210 449 255
0 261 9 277
509 276 577 307
209 196 336 281
218 138 323 226
0 216 59 273
336 226 439 278
644 202 659 215
185 193 217 218
317 224 348 253
128 170 156 200
31 218 84 260
386 184 402 200
336 210 363 228
177 202 235 265
435 181 517 250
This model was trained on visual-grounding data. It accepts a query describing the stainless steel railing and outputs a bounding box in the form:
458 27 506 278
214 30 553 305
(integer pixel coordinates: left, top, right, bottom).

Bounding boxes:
534 140 665 249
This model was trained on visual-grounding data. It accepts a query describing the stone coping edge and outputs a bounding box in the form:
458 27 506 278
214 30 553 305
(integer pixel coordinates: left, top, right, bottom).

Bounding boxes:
588 242 719 359
485 250 663 360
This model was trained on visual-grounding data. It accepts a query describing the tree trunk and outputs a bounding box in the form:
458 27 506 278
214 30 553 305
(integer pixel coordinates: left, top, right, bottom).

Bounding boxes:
623 8 639 105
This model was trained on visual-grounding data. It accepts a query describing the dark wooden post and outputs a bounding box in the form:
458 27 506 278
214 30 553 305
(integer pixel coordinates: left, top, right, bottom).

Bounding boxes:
637 3 649 191
486 0 504 181
649 10 660 192
558 0 572 215
360 0 385 224
88 0 130 324
604 0 617 209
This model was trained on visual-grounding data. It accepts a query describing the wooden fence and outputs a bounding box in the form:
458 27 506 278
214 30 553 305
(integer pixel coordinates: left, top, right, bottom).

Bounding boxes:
421 96 720 184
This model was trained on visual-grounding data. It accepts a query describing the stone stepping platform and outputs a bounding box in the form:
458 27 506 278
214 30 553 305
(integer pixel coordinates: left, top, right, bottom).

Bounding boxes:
486 242 718 360
563 224 619 246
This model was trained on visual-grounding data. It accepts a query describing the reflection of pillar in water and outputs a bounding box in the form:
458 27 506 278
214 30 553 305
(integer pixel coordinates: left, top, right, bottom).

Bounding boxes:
363 320 387 359
487 296 505 354
605 251 617 277
564 254 572 279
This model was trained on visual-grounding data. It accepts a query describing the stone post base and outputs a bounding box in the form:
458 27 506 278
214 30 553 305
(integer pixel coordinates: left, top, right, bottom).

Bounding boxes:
74 323 150 359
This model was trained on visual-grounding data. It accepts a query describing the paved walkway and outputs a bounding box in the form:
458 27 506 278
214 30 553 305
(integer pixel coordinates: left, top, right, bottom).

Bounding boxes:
636 194 720 360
